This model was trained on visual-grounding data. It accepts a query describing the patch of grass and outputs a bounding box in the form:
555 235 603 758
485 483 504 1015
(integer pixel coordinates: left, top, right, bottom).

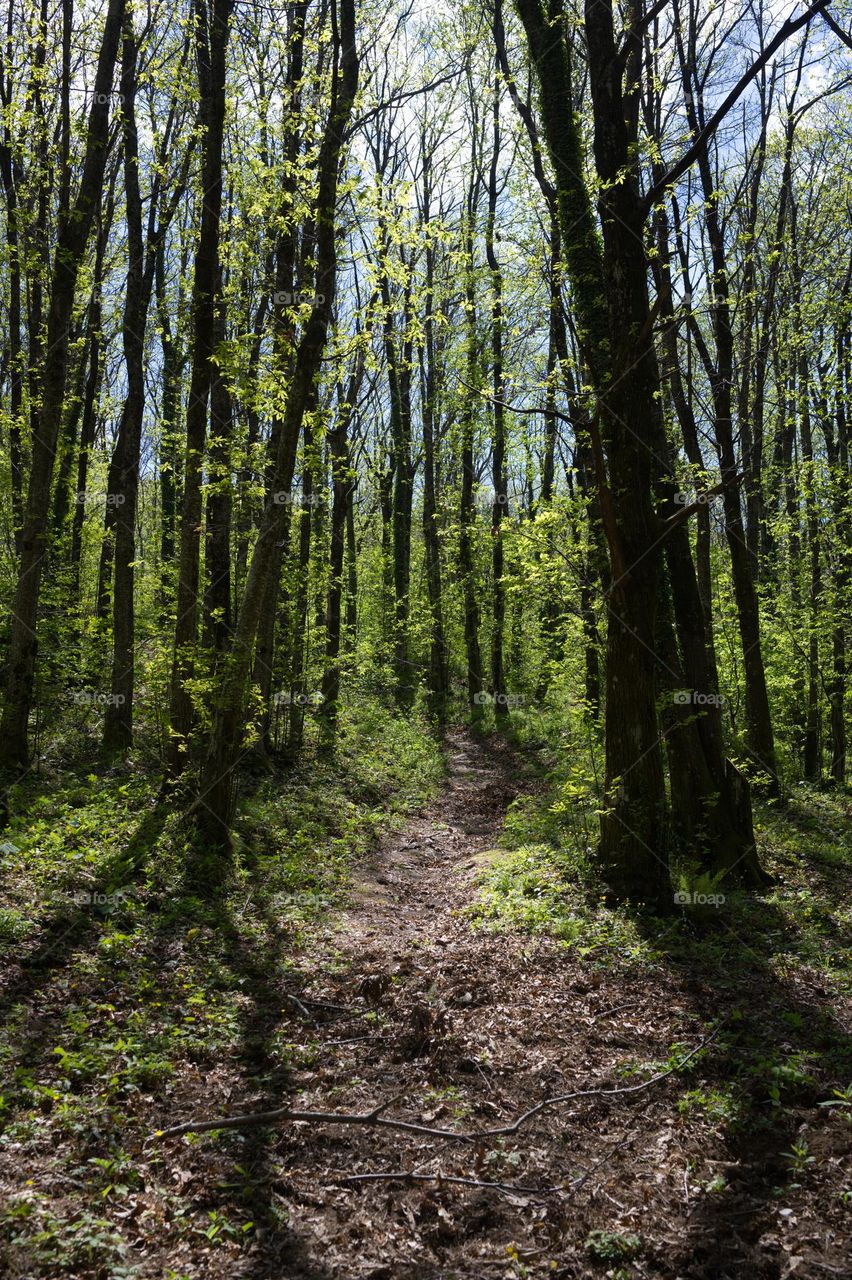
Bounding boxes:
468 843 659 967
677 1084 742 1126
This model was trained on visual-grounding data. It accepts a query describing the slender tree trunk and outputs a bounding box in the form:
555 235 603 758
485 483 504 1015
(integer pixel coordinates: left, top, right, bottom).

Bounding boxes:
156 241 184 610
0 115 26 550
485 56 507 718
419 147 449 718
194 0 358 852
825 330 849 783
167 0 232 773
320 358 364 745
344 483 358 649
681 30 779 792
459 155 484 720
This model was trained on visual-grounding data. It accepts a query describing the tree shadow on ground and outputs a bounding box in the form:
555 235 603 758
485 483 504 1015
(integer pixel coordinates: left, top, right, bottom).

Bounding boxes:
149 829 345 1279
630 881 852 1279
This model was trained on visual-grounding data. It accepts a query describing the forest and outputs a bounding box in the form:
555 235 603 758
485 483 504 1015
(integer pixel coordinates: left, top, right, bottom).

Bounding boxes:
0 0 850 1275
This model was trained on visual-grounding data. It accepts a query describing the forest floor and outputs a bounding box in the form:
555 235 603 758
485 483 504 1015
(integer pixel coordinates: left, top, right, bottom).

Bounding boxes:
0 728 851 1278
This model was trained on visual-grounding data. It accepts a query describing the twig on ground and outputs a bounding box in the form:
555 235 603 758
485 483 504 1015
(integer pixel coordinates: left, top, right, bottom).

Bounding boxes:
569 1128 639 1193
335 1171 562 1197
284 994 312 1019
459 1025 720 1138
590 1000 642 1021
298 997 354 1013
152 1103 474 1143
151 1027 719 1143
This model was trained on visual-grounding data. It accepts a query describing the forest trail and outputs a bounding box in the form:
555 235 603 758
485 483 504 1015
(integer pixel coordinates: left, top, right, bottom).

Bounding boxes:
329 728 522 961
3 732 849 1279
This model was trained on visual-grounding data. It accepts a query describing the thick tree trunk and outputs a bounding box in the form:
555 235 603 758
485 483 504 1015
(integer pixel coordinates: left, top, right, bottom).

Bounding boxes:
514 0 768 899
203 321 234 653
103 19 149 752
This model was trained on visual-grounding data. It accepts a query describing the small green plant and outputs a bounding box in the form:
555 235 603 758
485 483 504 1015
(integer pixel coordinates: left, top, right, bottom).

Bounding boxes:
677 1085 739 1125
783 1141 816 1178
584 1229 642 1264
195 1209 254 1246
818 1084 852 1121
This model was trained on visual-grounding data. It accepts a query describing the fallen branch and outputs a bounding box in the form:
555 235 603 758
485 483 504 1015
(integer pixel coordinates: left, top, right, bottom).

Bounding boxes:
151 1027 719 1143
590 1000 642 1021
153 1100 475 1144
284 994 312 1019
454 1025 719 1139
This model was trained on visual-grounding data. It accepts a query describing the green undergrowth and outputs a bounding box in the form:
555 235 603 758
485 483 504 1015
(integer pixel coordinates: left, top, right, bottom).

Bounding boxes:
468 715 852 1209
0 697 444 960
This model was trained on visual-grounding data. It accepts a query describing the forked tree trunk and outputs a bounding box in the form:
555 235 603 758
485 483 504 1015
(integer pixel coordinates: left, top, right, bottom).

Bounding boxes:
513 0 769 900
193 0 358 853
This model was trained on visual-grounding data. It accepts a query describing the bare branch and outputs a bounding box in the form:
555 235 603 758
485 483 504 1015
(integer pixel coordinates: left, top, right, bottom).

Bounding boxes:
151 1028 719 1143
644 0 832 213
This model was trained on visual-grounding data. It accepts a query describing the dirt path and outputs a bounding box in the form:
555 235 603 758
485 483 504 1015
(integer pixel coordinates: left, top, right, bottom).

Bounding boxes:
331 729 521 959
168 730 850 1280
3 732 849 1279
248 731 695 1279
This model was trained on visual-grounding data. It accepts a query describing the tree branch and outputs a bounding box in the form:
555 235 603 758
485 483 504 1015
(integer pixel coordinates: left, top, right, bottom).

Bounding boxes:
643 0 831 213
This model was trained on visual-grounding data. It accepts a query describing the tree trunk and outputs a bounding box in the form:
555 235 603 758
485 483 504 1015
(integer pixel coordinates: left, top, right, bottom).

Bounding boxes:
419 145 449 718
485 55 507 718
193 0 358 853
167 0 232 773
0 0 125 770
459 157 484 720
